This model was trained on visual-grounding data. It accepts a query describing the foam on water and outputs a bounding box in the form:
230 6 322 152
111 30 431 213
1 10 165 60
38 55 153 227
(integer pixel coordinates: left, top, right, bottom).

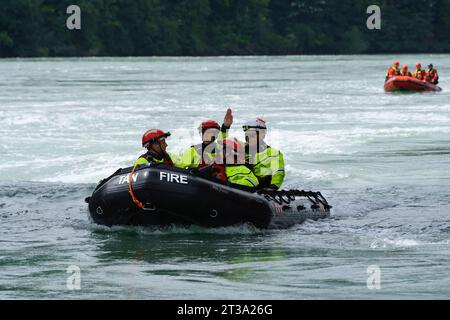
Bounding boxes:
370 238 421 248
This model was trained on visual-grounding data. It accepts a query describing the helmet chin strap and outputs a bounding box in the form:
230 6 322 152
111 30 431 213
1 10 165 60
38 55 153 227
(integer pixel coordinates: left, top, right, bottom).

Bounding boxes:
257 131 260 151
158 141 162 153
148 141 164 159
157 140 167 158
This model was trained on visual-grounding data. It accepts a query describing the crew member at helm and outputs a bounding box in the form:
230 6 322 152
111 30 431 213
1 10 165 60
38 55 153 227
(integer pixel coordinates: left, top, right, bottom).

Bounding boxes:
243 117 285 191
424 64 439 84
133 129 179 166
178 108 233 169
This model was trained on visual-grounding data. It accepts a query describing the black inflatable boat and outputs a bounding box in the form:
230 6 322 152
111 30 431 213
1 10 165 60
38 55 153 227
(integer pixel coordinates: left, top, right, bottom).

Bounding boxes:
85 163 331 229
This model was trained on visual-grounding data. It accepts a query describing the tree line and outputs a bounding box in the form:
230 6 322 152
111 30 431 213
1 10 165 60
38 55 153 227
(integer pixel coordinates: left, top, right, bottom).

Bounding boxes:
1 0 449 57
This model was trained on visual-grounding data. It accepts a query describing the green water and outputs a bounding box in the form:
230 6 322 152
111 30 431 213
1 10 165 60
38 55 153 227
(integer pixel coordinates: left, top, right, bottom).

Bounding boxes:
1 55 449 299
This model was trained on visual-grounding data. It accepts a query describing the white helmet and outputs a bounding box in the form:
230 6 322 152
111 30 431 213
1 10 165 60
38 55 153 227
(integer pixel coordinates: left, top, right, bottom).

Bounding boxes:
242 117 267 131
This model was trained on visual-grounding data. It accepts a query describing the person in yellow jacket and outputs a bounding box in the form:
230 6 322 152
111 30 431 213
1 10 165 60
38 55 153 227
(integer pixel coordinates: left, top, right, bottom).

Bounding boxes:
133 129 179 166
220 138 259 190
400 65 412 77
385 60 401 81
413 62 425 80
178 108 233 169
243 118 285 191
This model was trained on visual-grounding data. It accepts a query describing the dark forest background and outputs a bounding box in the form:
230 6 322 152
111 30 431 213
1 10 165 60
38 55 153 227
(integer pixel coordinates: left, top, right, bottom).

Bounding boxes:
1 0 449 57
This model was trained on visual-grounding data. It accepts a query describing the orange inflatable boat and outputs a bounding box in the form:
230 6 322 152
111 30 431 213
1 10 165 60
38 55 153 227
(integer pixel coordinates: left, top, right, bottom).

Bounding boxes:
384 76 442 92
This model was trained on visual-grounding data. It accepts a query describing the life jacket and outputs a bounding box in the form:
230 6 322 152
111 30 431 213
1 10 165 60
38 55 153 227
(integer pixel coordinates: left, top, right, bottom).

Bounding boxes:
386 66 400 78
401 70 412 77
425 68 438 82
246 144 285 189
413 68 423 80
194 144 216 169
134 150 174 166
225 165 259 188
212 163 227 182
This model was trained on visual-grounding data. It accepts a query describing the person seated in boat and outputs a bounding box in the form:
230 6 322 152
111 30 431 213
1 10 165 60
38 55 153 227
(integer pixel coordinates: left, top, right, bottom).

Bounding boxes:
243 118 285 192
424 64 439 84
133 129 179 166
413 63 425 80
178 108 233 169
400 65 412 77
220 138 260 191
385 60 401 81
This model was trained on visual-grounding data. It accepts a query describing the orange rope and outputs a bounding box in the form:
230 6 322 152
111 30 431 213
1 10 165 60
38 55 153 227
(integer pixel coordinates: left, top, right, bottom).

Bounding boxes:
128 164 145 210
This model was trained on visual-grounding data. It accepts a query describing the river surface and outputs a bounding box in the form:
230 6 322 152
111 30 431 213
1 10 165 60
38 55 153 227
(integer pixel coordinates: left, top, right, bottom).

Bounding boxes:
0 55 449 299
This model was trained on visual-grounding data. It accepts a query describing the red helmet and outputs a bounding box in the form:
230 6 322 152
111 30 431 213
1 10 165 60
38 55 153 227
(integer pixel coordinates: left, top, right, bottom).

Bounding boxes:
198 120 220 131
142 129 170 147
402 65 408 70
393 60 400 66
222 138 243 153
416 62 421 68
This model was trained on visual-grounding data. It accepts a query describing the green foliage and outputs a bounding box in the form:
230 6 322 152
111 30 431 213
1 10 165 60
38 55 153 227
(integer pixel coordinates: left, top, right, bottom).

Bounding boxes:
0 0 449 57
434 0 450 50
340 27 370 54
